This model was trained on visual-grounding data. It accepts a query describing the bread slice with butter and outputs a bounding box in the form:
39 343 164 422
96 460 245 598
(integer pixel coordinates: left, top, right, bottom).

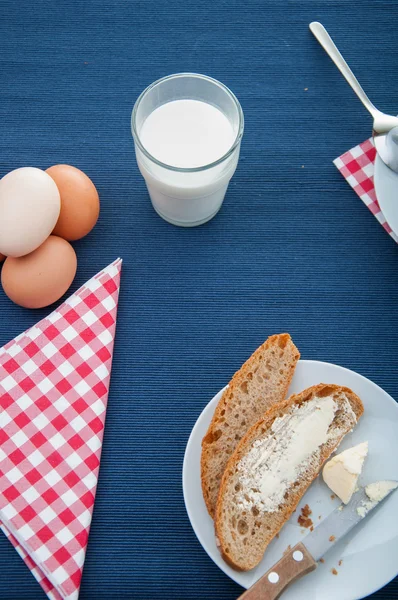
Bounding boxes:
201 334 300 518
214 383 364 571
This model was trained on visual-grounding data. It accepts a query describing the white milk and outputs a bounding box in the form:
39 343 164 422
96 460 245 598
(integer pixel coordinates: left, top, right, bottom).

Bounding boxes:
140 100 234 168
135 99 241 226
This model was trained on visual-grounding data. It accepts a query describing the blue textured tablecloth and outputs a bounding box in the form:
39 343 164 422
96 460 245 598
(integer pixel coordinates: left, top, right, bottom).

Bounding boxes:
1 1 398 598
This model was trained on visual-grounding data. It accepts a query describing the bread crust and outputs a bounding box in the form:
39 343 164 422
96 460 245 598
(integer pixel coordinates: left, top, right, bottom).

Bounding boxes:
201 334 300 517
214 383 364 571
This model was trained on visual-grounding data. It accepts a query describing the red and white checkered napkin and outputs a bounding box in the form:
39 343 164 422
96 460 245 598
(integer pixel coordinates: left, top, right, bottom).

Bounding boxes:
334 138 398 243
0 258 122 600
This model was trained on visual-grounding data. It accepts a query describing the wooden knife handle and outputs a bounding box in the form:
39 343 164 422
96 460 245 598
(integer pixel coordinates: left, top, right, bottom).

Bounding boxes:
237 542 317 600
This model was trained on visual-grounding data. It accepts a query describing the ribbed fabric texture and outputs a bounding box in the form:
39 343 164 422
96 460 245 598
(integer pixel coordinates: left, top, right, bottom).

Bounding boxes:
1 1 398 598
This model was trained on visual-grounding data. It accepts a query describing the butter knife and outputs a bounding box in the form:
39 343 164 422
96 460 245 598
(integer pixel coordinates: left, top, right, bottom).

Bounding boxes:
238 481 398 600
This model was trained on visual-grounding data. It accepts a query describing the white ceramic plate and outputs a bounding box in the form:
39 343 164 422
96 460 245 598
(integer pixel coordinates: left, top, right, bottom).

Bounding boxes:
374 153 398 237
183 360 398 600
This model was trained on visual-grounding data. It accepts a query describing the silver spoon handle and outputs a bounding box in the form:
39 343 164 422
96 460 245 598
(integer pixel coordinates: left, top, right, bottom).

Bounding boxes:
309 22 380 119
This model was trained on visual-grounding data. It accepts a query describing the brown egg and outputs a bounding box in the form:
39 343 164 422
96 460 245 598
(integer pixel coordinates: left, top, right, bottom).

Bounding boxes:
1 235 77 308
46 164 100 241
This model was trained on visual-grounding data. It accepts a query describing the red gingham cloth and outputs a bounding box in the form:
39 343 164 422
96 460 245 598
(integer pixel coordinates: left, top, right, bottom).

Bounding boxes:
334 138 398 243
0 258 122 600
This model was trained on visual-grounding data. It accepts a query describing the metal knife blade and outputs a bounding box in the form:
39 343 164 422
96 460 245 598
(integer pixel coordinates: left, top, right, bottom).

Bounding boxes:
304 481 398 561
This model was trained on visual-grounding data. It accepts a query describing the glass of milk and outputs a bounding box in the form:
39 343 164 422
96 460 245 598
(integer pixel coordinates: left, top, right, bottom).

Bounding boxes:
131 73 244 227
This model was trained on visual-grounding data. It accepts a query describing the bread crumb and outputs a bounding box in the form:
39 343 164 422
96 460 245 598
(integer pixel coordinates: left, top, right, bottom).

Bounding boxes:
329 535 336 542
301 165 305 168
318 515 322 520
319 558 325 564
338 560 343 566
298 515 313 528
304 87 308 91
298 504 313 529
310 526 314 531
331 494 336 500
283 544 292 556
331 568 338 575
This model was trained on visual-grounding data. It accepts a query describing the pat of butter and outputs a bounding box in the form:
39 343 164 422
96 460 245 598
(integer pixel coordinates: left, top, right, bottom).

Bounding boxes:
323 441 368 504
356 480 398 518
365 480 398 503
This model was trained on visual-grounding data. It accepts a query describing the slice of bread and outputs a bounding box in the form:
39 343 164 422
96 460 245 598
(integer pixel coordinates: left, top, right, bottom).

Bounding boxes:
201 334 300 518
214 383 364 571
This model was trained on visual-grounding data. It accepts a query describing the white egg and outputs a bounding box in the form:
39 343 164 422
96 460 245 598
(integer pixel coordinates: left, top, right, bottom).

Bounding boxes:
0 167 61 257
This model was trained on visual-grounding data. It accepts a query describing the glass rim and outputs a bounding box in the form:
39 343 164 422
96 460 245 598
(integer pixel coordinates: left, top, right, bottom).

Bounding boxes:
131 72 244 173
